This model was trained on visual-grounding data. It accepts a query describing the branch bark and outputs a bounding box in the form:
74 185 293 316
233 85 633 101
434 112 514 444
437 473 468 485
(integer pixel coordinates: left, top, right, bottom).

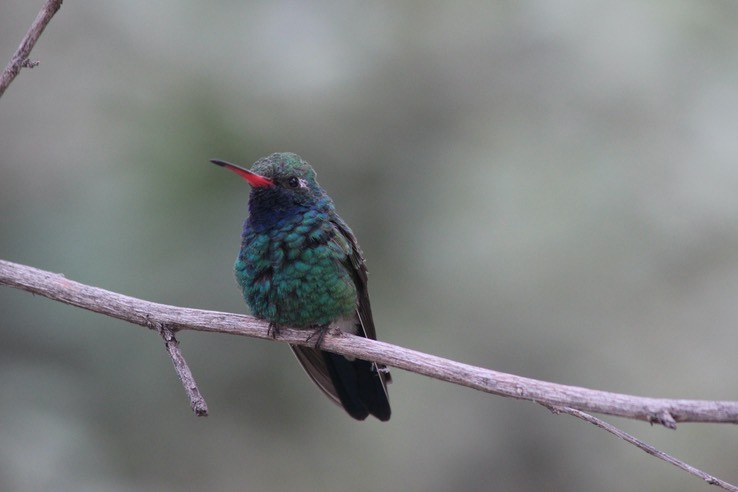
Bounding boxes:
1 258 737 426
0 0 63 99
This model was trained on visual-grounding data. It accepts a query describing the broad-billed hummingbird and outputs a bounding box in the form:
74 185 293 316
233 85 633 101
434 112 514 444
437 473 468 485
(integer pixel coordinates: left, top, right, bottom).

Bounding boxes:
211 152 391 421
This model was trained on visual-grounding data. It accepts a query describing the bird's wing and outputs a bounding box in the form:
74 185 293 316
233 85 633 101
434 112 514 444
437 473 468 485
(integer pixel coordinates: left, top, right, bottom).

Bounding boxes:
330 218 376 340
330 219 392 386
290 345 341 406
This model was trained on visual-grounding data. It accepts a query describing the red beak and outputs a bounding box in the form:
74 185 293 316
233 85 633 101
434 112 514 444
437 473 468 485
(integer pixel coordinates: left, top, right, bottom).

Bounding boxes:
210 159 274 188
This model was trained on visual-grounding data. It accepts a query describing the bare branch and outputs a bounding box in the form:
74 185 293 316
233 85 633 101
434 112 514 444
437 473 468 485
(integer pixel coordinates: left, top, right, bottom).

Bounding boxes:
1 258 737 425
2 257 738 488
0 0 63 99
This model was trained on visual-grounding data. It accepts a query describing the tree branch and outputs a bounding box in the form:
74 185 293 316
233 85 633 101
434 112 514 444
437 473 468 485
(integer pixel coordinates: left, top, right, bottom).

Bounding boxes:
1 258 737 425
2 258 738 490
0 0 63 99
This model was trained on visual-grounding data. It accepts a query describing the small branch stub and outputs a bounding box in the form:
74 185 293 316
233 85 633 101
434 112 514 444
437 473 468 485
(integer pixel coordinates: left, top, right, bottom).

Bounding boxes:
151 319 208 417
650 410 677 430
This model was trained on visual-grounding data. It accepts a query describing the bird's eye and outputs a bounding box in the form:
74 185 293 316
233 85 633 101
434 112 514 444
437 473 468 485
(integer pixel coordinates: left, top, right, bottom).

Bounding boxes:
287 176 300 188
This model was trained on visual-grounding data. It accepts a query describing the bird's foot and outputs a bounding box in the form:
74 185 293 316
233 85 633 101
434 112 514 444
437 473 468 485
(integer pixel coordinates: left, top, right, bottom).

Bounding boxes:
267 322 281 339
305 324 330 349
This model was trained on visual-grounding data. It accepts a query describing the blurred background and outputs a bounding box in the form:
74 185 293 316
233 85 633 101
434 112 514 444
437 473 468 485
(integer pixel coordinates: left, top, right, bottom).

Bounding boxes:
2 1 738 491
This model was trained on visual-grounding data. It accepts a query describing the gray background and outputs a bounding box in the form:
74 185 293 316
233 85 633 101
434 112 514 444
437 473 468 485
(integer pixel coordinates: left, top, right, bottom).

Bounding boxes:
2 1 738 491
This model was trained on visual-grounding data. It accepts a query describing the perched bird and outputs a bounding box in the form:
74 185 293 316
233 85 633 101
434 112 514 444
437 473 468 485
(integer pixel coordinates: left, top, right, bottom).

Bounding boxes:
211 152 391 421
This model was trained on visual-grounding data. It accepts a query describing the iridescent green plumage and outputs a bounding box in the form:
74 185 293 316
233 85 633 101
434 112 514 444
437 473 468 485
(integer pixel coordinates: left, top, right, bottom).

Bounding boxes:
212 152 391 421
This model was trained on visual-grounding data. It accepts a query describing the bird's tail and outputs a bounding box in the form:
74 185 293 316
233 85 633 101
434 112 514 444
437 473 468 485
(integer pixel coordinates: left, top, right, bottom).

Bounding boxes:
291 345 391 421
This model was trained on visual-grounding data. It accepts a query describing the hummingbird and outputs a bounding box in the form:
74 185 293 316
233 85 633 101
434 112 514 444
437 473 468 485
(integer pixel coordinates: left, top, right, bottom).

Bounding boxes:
210 152 391 421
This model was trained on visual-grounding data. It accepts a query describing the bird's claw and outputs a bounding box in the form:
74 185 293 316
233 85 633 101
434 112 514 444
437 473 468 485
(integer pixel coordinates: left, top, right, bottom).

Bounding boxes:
305 325 329 349
267 322 281 339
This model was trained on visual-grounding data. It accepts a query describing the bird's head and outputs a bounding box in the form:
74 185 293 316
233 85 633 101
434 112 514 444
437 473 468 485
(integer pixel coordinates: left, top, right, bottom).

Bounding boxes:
211 152 328 222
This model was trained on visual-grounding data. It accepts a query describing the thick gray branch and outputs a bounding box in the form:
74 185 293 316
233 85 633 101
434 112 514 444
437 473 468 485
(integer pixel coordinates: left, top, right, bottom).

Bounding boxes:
2 258 737 427
0 0 63 99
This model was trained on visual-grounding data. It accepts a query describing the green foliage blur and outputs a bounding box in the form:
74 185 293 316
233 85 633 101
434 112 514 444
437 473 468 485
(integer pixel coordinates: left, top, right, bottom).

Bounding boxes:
2 2 738 491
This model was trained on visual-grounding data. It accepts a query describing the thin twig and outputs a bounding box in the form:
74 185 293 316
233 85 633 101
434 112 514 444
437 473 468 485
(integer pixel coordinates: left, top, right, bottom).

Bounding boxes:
0 0 63 99
546 405 738 492
153 320 208 416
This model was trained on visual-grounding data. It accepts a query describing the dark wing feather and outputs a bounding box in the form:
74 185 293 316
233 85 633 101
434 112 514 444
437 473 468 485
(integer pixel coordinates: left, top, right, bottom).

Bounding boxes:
331 219 376 339
332 219 391 371
290 345 341 406
331 218 392 399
